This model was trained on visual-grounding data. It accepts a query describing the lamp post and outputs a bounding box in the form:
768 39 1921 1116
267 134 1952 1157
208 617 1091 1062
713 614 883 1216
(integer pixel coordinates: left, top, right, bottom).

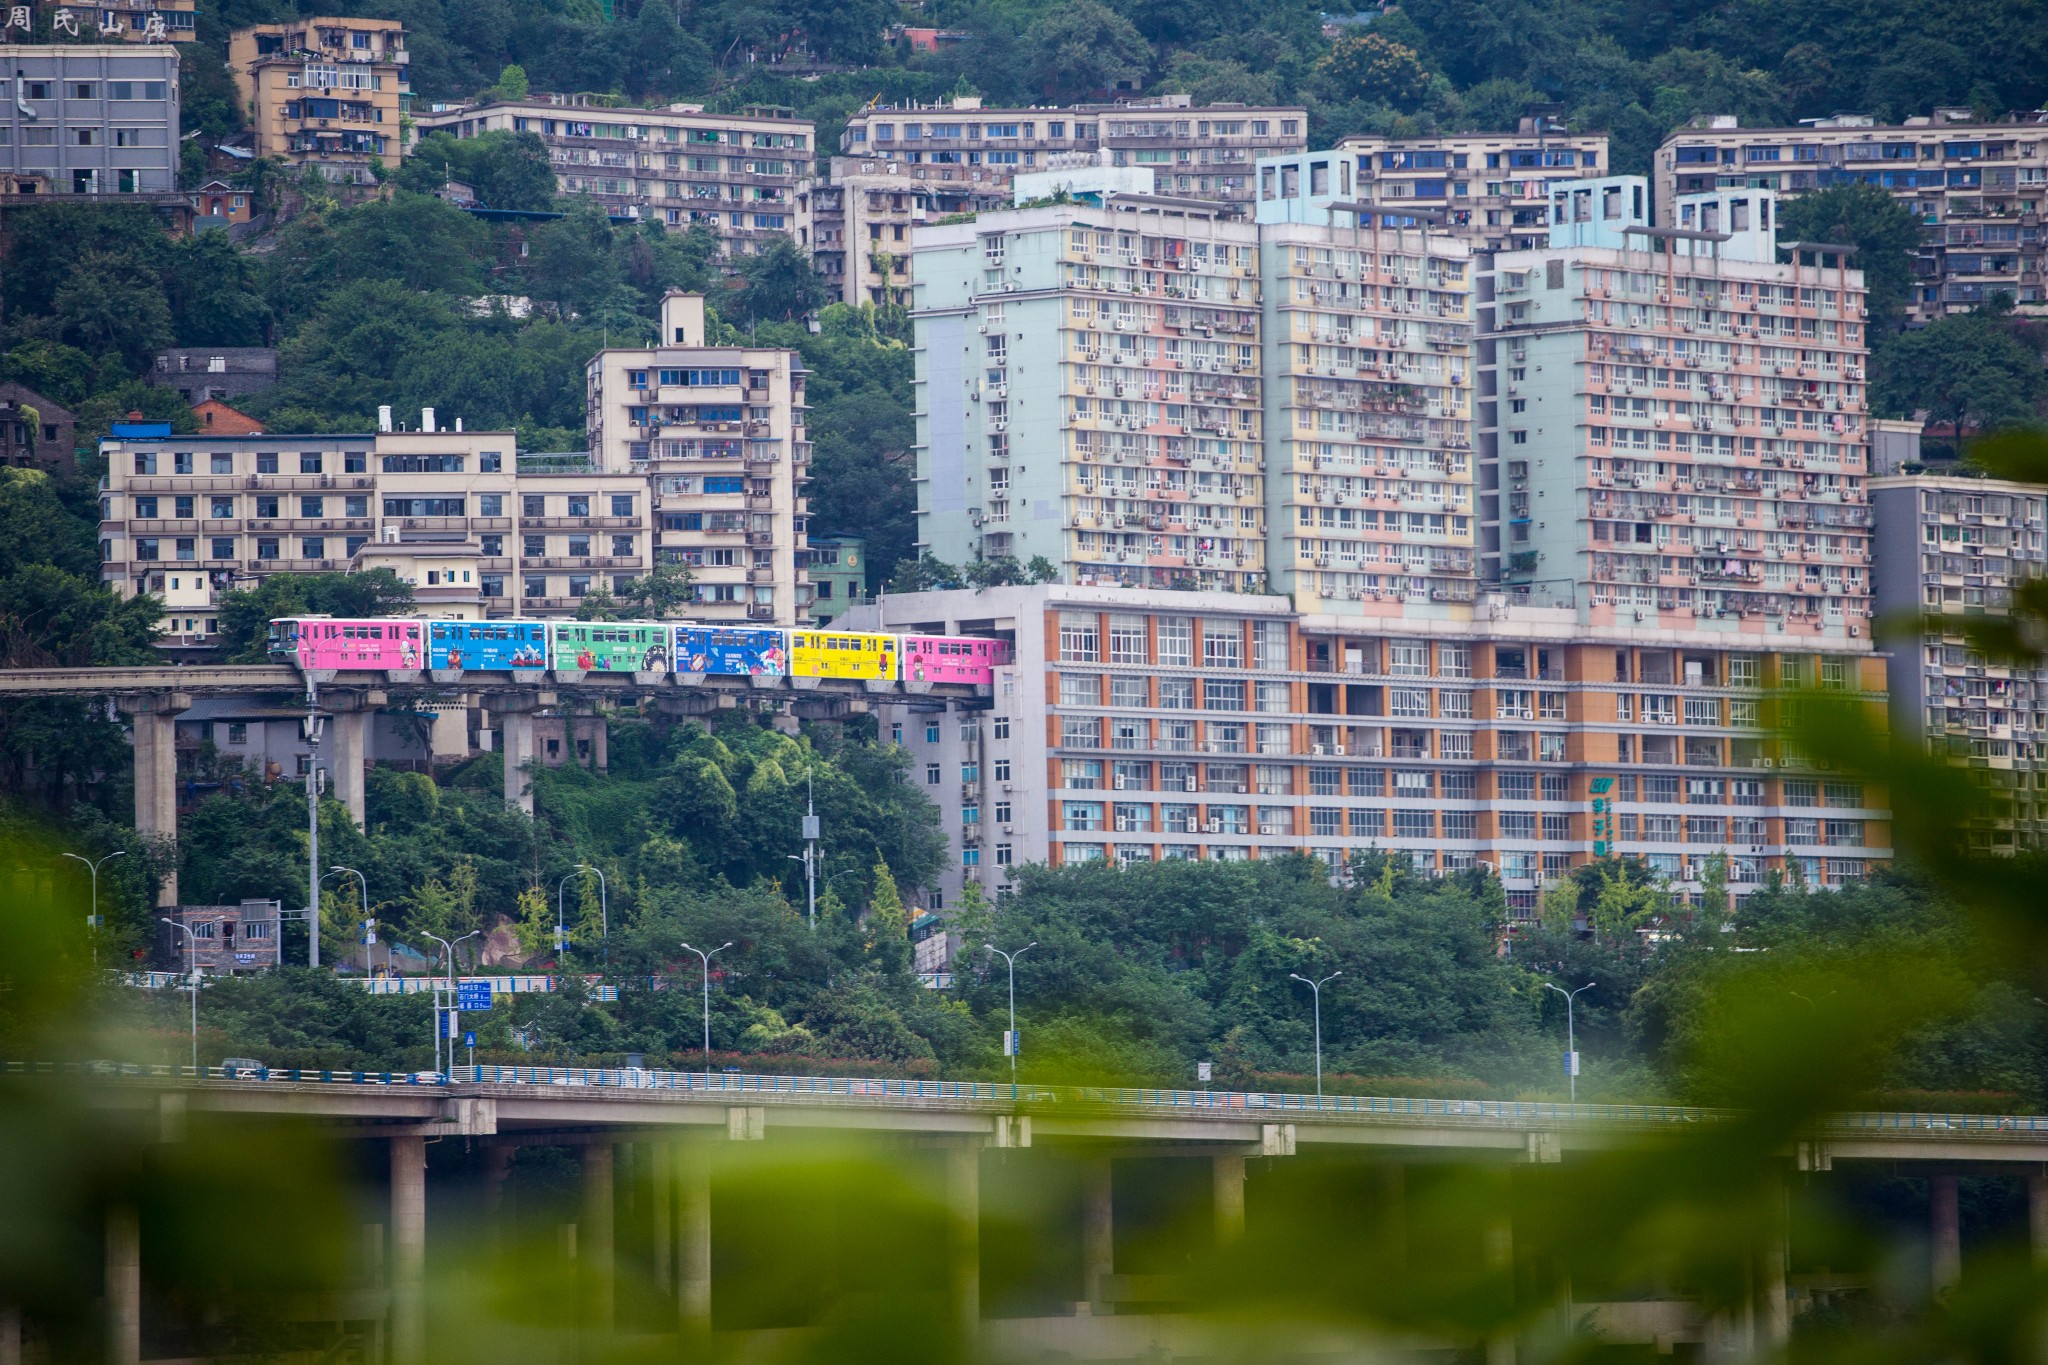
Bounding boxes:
1288 970 1342 1100
63 849 125 969
329 866 370 971
679 941 732 1080
984 942 1034 1098
554 871 579 960
789 767 821 929
159 917 199 1071
1545 980 1596 1104
577 863 608 964
421 930 481 1077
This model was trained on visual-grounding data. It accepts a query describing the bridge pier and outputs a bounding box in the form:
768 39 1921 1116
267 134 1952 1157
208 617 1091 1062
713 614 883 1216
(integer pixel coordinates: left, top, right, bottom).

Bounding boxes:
325 701 370 829
1930 1173 1961 1300
947 1143 981 1335
1212 1154 1245 1246
583 1144 616 1331
390 1136 426 1365
1081 1157 1113 1313
105 1205 139 1365
677 1147 712 1331
120 693 187 907
495 699 539 816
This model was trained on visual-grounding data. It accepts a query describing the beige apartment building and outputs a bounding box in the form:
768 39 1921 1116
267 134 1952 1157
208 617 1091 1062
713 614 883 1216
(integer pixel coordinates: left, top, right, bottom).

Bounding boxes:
1657 111 2048 321
798 157 1010 307
229 17 408 182
413 97 811 254
1331 122 1609 252
97 417 654 651
584 292 812 624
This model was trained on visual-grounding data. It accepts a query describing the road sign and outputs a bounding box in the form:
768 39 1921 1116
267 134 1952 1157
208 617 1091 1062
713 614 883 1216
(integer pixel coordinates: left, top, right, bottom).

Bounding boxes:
1197 1061 1213 1084
463 1031 476 1048
456 981 493 1012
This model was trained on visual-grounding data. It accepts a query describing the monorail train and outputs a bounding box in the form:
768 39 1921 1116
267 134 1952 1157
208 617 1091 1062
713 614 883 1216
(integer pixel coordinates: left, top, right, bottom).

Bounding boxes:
267 617 1012 685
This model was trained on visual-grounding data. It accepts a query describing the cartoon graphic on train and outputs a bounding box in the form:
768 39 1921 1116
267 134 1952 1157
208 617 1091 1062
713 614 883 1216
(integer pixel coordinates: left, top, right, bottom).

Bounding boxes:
677 626 786 676
552 622 670 673
428 621 549 671
270 618 1013 685
790 630 895 680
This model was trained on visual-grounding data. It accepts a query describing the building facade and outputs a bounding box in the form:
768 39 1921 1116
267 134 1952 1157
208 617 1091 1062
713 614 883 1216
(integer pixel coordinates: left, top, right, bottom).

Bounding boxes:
151 348 279 404
1655 111 2048 321
584 292 811 624
848 584 1892 917
36 1 194 42
1331 123 1609 252
841 95 1307 207
1256 152 1479 616
413 97 811 254
798 156 1010 306
0 381 77 471
0 45 179 195
803 535 867 623
1479 178 1875 653
96 418 657 650
912 198 1268 592
1871 468 2048 850
229 17 408 182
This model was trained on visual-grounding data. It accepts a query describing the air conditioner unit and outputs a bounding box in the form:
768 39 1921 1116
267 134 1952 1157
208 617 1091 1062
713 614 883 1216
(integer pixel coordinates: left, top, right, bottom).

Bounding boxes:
1184 778 1199 792
1203 821 1221 834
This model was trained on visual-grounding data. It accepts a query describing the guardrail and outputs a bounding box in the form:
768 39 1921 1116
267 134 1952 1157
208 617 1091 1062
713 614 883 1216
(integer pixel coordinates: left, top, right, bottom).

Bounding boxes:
19 1060 2048 1138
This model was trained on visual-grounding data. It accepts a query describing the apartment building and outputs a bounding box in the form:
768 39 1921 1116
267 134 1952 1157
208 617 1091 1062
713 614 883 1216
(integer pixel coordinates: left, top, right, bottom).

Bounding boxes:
1871 466 2048 850
798 156 1010 306
229 17 408 182
1256 151 1479 616
96 417 654 650
848 583 1891 918
37 1 194 41
1333 122 1609 252
804 535 867 624
584 292 811 624
841 95 1305 205
913 198 1268 591
0 381 77 472
1657 111 2048 320
1478 178 1875 654
414 97 811 254
0 46 180 195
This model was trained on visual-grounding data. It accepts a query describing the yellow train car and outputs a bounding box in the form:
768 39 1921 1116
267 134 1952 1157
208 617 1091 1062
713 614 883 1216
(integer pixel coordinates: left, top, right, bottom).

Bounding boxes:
790 630 899 681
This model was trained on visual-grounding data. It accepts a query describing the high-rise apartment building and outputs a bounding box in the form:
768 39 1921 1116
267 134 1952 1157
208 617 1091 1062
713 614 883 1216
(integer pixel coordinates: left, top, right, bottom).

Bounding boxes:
847 584 1892 916
96 418 654 651
1655 111 2048 321
0 45 180 195
912 198 1268 591
413 97 811 254
229 18 408 183
1330 123 1609 251
1256 151 1479 615
1871 466 2048 850
797 156 1010 306
841 95 1307 206
584 292 811 624
1479 177 1875 650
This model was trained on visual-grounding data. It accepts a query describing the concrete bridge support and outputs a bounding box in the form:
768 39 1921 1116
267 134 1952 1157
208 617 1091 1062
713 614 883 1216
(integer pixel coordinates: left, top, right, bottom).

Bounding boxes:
104 1206 139 1365
120 692 187 906
1212 1154 1245 1245
325 701 370 829
947 1144 981 1336
583 1144 616 1331
390 1136 426 1365
1930 1173 1961 1300
496 699 539 816
1081 1157 1113 1313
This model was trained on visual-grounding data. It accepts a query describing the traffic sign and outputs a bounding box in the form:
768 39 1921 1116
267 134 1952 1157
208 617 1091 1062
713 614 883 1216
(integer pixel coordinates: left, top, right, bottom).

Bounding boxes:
456 981 493 1012
463 1031 477 1048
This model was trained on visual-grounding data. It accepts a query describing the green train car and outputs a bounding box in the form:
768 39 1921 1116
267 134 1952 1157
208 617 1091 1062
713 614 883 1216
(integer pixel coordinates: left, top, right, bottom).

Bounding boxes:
550 622 672 673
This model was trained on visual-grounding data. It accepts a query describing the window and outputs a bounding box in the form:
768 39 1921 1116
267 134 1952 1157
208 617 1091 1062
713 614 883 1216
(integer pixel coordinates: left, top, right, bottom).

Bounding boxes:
257 453 278 474
611 494 635 516
992 716 1010 740
1058 611 1099 661
925 764 941 785
299 453 323 474
1157 616 1193 666
1108 613 1147 664
1060 674 1100 706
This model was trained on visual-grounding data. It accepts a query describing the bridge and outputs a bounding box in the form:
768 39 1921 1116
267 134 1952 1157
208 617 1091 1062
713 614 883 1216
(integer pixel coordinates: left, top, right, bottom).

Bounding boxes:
56 1061 2048 1364
0 664 987 904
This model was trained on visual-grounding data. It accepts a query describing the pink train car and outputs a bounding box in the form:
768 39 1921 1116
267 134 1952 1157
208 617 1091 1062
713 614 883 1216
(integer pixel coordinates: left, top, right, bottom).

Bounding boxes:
269 617 426 672
900 634 1012 685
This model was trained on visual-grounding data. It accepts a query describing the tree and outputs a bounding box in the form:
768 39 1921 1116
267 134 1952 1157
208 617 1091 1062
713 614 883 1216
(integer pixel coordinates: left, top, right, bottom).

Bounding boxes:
1320 32 1434 109
512 884 555 957
617 561 695 618
214 571 415 661
1777 184 1922 332
731 239 829 325
496 63 529 99
50 252 173 373
1872 310 2047 450
1026 1 1151 101
574 585 621 621
806 389 914 586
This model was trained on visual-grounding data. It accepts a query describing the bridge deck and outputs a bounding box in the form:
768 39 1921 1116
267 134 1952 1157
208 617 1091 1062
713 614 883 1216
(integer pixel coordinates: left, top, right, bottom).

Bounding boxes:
0 666 981 703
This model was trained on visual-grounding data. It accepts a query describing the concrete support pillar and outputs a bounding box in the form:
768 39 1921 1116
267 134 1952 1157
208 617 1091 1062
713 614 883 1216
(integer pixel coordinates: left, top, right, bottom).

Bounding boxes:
649 1141 673 1301
1378 1163 1407 1272
1758 1172 1790 1351
328 706 368 830
104 1205 139 1365
1484 1186 1515 1365
1930 1174 1961 1299
482 1146 513 1254
0 1304 20 1365
389 1136 426 1365
1081 1157 1113 1313
122 695 186 906
946 1145 981 1337
2029 1173 2048 1264
677 1149 711 1331
583 1144 616 1331
499 704 537 816
588 710 608 773
1212 1154 1245 1247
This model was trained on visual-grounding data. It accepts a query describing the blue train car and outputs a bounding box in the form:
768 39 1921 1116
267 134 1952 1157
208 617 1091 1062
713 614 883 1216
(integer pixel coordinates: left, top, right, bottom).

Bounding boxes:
428 620 549 671
676 626 788 676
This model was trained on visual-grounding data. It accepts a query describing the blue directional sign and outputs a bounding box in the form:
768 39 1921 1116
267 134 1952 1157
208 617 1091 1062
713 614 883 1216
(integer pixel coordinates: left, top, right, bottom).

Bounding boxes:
457 981 494 1012
463 1031 477 1048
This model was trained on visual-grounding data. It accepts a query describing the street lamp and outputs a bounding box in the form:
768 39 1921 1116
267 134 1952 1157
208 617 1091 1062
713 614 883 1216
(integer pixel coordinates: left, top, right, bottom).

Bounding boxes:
421 929 482 1077
327 865 370 971
983 942 1035 1097
63 849 125 969
159 917 200 1071
577 863 608 964
1288 970 1342 1101
679 941 732 1080
1545 980 1596 1104
554 871 579 959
